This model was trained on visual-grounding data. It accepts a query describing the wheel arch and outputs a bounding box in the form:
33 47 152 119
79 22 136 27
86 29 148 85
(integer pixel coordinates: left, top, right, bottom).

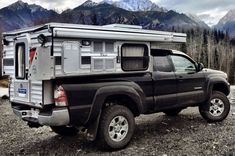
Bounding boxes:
207 77 230 98
212 83 230 96
103 94 141 117
86 85 145 124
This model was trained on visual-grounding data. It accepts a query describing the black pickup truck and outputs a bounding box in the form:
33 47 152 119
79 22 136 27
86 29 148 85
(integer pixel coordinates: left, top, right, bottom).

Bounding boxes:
12 49 230 149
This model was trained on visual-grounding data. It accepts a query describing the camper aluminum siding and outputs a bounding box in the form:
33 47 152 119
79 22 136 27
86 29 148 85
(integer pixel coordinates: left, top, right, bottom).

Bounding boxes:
2 35 15 101
2 23 187 80
2 27 52 105
52 23 185 78
29 29 52 105
55 23 186 78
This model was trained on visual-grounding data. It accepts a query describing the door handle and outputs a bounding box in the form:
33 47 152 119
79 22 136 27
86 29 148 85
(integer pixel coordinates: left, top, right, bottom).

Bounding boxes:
178 76 184 82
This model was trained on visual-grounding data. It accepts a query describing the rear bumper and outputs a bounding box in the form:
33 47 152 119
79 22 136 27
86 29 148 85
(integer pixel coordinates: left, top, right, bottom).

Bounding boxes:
12 107 70 126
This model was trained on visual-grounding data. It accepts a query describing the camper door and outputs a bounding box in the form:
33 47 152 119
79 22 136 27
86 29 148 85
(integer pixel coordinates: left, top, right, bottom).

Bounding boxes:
62 41 80 74
13 34 31 102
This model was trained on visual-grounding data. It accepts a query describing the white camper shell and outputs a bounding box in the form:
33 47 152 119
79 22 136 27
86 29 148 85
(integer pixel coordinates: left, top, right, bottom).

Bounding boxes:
2 23 186 107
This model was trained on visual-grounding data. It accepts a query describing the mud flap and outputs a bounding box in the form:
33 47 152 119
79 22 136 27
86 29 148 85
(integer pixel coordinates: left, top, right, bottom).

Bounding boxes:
86 111 101 141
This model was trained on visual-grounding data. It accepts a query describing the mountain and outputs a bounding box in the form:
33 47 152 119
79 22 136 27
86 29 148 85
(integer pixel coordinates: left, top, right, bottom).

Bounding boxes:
215 9 235 37
186 13 209 29
0 0 208 32
59 1 207 31
101 0 167 12
82 0 98 7
0 0 58 31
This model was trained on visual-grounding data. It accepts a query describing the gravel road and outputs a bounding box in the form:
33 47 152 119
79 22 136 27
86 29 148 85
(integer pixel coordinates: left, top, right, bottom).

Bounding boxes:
0 99 234 156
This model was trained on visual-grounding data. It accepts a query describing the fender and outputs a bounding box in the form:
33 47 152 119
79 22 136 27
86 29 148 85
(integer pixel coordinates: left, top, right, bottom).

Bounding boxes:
86 84 145 124
206 77 230 100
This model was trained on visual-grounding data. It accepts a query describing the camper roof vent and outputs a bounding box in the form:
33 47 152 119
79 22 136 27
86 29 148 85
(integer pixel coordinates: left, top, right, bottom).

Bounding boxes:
103 24 142 29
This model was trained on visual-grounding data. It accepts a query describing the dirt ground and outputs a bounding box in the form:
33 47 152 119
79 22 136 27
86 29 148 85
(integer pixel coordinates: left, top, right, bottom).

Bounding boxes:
0 99 234 156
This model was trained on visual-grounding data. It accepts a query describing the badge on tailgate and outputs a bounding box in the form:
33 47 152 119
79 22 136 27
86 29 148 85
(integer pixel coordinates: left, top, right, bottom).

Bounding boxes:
15 82 28 99
17 83 27 97
18 88 27 97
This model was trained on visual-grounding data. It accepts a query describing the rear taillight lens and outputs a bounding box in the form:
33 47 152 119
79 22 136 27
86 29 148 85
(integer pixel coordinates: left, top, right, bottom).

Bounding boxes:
29 48 36 65
54 86 68 107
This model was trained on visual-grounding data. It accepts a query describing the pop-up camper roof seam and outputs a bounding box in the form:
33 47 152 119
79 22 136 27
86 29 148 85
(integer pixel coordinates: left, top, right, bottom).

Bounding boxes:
48 23 186 37
3 23 186 39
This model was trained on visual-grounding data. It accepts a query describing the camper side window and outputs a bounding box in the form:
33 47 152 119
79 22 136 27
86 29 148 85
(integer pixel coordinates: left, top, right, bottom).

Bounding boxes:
121 44 149 71
105 42 114 53
15 43 25 79
93 41 114 53
94 41 103 53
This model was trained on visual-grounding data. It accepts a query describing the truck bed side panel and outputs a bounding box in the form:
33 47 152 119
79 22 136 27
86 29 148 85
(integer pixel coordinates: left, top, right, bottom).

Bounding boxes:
55 73 154 125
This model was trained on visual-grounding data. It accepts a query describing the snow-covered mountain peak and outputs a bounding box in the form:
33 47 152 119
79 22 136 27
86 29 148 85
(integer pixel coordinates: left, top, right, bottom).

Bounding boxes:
102 0 167 12
81 0 98 7
218 9 235 25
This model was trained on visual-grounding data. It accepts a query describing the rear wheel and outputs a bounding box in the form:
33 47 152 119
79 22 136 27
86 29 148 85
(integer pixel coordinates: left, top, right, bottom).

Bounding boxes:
199 91 230 122
98 105 135 149
51 126 78 136
163 108 182 116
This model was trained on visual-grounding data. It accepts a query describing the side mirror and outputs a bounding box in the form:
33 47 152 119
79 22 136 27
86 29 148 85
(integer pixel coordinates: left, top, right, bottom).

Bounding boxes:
197 63 204 71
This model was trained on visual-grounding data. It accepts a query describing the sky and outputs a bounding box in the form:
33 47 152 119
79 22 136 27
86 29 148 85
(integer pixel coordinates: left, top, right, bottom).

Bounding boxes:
0 0 235 26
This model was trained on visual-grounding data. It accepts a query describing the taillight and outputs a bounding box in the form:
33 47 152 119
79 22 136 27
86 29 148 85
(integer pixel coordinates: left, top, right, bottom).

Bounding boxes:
29 48 36 65
54 86 68 107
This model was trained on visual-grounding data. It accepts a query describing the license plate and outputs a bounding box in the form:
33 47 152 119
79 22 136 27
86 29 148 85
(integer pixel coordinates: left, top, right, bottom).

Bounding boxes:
18 88 27 97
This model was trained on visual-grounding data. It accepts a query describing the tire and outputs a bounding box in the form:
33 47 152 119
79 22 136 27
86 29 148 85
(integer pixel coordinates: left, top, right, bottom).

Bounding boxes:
163 108 182 116
199 91 230 123
51 126 78 136
98 105 135 150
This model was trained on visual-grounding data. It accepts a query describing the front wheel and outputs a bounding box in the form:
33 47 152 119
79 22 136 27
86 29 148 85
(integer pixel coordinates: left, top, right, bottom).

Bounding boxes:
51 126 78 136
97 105 135 149
199 91 230 123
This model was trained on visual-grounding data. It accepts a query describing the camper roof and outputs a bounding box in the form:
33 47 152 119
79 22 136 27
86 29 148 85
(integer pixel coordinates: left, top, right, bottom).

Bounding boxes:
3 23 187 43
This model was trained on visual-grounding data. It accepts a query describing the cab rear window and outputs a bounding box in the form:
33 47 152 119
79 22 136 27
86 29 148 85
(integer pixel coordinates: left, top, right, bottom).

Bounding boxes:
153 55 173 72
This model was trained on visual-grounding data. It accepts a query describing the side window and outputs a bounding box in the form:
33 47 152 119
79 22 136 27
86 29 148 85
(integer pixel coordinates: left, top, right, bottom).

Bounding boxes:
93 41 103 53
105 42 114 53
153 55 173 72
171 55 196 73
93 41 114 53
121 44 149 71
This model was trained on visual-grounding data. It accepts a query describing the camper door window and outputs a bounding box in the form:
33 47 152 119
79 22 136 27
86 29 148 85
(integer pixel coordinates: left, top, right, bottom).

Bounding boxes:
121 44 149 71
15 43 25 79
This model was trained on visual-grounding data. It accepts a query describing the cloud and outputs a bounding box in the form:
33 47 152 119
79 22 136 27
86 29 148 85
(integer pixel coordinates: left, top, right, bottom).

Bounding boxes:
0 0 96 11
197 9 228 26
28 0 88 11
156 0 235 26
157 0 235 13
0 0 17 9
